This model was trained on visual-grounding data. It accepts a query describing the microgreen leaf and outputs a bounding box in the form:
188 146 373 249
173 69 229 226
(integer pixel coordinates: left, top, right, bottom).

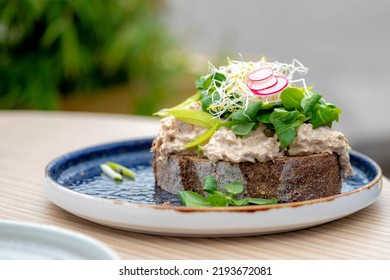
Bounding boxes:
178 191 211 207
213 72 226 85
223 182 244 195
230 198 249 206
256 110 273 124
200 92 220 112
195 72 225 96
311 103 342 128
246 197 278 205
195 74 212 90
208 193 229 207
270 108 308 147
231 122 256 136
230 101 262 122
280 87 304 111
301 91 322 115
178 176 279 207
261 101 283 110
203 175 218 193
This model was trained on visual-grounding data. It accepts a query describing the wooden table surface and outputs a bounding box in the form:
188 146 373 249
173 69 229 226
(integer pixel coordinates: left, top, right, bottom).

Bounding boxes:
1 110 389 259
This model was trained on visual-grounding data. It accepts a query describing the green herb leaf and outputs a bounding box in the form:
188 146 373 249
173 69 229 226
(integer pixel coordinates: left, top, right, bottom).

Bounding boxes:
230 101 262 122
178 175 279 207
195 74 212 90
270 108 308 147
231 122 256 136
246 197 278 205
311 103 342 128
230 198 249 206
223 182 244 195
213 72 226 85
256 110 273 124
260 101 283 110
301 91 322 115
328 104 342 122
195 72 225 92
203 175 218 193
280 87 304 111
178 191 211 207
207 193 229 207
200 92 220 112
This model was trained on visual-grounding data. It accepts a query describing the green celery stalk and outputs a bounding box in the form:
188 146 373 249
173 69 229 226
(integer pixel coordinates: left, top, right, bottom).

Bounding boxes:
184 125 218 149
182 120 235 149
153 92 201 117
168 109 222 128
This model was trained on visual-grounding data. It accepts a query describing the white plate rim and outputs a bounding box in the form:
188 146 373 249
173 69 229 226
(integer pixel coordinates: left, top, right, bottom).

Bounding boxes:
0 219 119 259
44 142 383 237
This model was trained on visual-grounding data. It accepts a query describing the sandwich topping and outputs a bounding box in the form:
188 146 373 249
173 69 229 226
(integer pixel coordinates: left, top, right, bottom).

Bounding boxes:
152 56 353 179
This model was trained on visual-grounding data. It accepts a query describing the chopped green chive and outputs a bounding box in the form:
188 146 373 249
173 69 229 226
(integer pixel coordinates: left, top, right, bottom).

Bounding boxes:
100 163 123 181
106 161 136 179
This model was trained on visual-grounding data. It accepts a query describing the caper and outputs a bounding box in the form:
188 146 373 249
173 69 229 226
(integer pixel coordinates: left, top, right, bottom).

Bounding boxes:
263 128 275 137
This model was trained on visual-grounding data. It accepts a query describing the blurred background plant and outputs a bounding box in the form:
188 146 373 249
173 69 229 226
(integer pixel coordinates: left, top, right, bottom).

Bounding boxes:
0 0 189 115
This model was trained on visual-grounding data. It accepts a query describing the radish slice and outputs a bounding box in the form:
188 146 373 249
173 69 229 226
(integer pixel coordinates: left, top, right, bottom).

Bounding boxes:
253 76 288 96
247 67 273 81
247 75 277 91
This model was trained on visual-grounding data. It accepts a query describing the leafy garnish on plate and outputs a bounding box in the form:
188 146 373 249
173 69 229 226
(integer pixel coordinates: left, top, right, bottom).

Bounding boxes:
179 175 278 207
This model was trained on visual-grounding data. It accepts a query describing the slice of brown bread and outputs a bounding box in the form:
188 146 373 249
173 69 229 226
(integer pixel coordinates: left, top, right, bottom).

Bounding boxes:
153 153 342 203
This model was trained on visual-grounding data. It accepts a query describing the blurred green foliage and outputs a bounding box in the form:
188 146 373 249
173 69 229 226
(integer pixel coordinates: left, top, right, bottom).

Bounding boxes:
0 0 187 114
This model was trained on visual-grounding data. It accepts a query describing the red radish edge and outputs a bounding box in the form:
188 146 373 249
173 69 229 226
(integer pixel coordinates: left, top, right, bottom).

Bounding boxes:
253 76 288 96
247 67 273 81
247 76 278 91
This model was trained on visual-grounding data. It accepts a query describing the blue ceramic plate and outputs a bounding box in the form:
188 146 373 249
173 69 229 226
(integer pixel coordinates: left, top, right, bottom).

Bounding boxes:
44 138 383 236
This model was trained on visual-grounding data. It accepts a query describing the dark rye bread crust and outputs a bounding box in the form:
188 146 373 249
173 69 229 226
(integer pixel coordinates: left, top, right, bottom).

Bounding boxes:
153 153 342 203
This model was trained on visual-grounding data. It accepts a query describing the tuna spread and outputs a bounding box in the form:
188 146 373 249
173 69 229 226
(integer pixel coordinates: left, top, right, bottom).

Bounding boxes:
202 125 282 163
288 123 353 178
152 115 353 178
151 115 205 161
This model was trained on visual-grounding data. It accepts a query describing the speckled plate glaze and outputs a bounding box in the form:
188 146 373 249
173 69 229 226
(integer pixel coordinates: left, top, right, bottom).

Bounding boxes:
45 138 383 237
